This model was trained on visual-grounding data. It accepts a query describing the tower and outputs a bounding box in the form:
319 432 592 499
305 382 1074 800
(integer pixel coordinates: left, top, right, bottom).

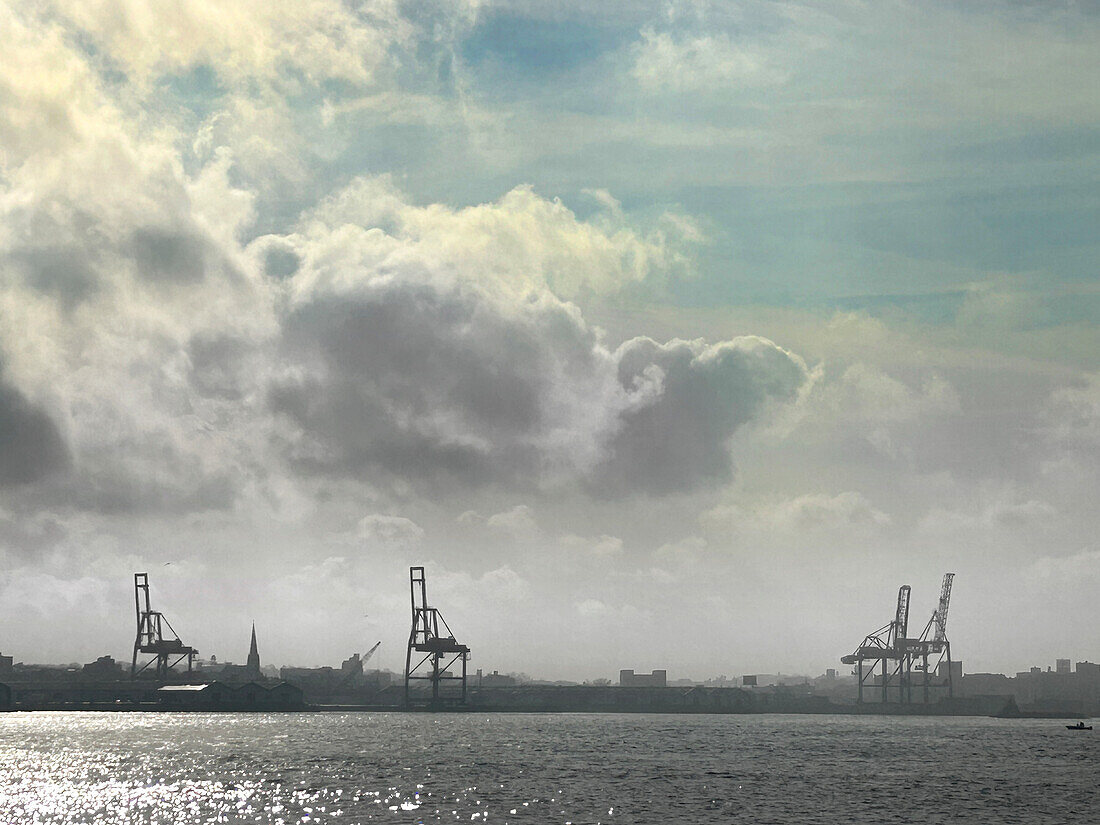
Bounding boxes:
246 622 261 681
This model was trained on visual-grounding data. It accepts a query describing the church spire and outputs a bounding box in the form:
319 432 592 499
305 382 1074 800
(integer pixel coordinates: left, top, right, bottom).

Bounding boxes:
246 622 260 679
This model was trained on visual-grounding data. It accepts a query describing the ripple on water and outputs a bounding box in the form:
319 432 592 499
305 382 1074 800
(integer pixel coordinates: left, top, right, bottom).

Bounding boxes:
0 712 1097 823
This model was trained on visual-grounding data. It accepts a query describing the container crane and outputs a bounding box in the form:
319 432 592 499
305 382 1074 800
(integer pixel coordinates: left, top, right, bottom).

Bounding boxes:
131 572 197 679
841 584 912 703
404 566 470 708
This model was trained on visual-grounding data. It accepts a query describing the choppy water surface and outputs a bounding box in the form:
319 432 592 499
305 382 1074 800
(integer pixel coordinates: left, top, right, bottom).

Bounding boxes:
0 712 1096 824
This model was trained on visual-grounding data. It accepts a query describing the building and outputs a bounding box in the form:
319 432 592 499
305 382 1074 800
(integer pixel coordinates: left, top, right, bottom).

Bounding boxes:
479 670 517 687
1056 659 1071 674
158 682 235 709
961 660 1100 715
246 623 261 681
937 660 963 682
157 681 304 710
742 675 758 686
1077 662 1100 679
82 656 124 679
619 669 667 687
0 652 12 677
265 682 305 709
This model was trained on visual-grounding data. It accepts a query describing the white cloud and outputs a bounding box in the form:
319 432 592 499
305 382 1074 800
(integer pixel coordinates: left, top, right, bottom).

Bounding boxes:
703 491 890 535
51 0 413 88
631 29 788 93
918 499 1057 535
1028 548 1100 583
296 176 699 300
559 533 623 558
574 598 651 624
486 505 538 535
1043 374 1100 447
264 182 807 495
357 514 425 544
654 535 708 563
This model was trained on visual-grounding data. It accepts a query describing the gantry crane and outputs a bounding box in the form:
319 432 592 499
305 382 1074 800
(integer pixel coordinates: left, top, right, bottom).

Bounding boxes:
131 572 197 679
404 566 470 708
908 573 956 701
841 584 912 703
841 573 957 704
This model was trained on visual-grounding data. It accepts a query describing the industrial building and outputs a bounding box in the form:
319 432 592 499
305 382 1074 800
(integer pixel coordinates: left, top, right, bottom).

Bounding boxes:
156 681 303 710
619 669 667 687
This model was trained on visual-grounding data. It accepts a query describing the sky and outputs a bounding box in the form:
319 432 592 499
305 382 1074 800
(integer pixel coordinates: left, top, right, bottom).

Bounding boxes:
1 0 1098 680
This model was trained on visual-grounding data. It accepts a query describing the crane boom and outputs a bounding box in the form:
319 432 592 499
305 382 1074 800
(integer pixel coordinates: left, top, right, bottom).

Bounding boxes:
362 640 381 664
933 573 954 643
893 585 911 645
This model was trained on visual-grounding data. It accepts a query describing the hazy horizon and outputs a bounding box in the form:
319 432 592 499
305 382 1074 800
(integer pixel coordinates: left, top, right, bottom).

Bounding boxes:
1 1 1098 681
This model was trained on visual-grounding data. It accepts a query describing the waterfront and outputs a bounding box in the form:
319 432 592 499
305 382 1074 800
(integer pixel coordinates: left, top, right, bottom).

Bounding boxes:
0 712 1096 824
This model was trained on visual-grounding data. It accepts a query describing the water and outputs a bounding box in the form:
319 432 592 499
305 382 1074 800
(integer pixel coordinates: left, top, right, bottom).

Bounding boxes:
0 712 1096 824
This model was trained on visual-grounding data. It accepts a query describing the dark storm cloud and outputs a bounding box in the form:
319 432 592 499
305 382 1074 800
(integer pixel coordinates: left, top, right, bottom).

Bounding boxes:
0 371 70 486
269 278 590 486
62 464 239 515
268 275 807 494
596 336 807 494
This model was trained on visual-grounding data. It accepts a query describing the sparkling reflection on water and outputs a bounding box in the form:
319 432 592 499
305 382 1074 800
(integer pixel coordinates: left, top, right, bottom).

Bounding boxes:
0 711 1097 824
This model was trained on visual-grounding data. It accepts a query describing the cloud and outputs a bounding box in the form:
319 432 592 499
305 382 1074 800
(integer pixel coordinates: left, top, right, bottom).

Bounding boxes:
1043 374 1100 448
596 335 807 494
703 491 891 535
50 0 413 88
262 178 807 497
918 498 1056 535
357 514 425 544
654 535 707 563
574 597 651 624
486 505 538 535
631 29 787 93
297 176 698 300
1028 548 1100 583
0 371 70 485
559 533 623 558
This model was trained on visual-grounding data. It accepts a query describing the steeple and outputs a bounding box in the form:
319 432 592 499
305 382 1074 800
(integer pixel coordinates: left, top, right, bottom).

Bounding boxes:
246 622 260 680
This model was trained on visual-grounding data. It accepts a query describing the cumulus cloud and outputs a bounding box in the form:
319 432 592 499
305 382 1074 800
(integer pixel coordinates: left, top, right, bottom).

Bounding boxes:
50 0 414 88
654 535 708 563
486 505 538 535
1028 548 1100 583
1043 374 1100 448
270 272 806 493
559 533 623 558
919 499 1056 535
357 514 425 544
0 370 69 486
294 176 698 300
703 491 891 535
596 336 807 494
253 176 809 496
0 0 811 553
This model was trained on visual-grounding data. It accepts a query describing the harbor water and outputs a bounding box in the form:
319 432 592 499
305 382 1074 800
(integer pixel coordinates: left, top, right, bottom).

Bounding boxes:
0 711 1096 824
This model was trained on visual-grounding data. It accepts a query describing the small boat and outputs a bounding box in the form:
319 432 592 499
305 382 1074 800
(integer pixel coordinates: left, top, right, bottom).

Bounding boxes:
1065 722 1092 730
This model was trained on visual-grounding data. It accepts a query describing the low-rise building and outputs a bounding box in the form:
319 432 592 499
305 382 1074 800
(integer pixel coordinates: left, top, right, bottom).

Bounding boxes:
619 669 667 687
157 681 304 710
